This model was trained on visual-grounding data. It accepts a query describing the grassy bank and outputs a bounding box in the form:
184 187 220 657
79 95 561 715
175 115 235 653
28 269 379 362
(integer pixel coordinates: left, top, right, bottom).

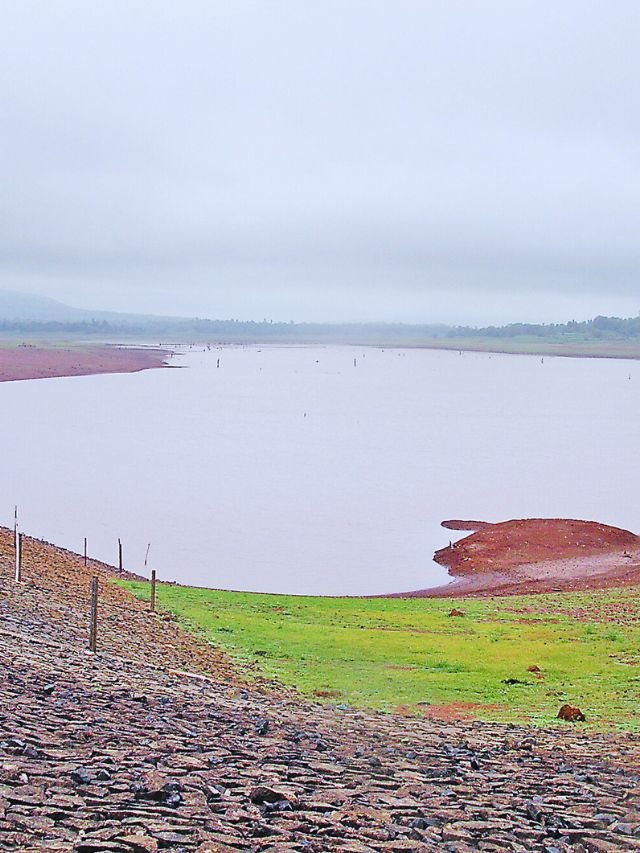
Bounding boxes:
119 581 640 730
417 337 640 359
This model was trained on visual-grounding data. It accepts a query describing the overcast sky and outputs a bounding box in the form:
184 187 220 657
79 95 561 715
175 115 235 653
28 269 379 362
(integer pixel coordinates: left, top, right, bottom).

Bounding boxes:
1 1 639 324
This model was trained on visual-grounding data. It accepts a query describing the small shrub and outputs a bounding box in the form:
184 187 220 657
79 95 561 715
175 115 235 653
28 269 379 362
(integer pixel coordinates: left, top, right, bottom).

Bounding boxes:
427 660 466 673
603 628 623 642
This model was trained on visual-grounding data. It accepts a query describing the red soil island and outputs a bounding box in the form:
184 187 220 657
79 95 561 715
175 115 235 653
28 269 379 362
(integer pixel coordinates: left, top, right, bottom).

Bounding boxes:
0 344 169 382
405 518 640 597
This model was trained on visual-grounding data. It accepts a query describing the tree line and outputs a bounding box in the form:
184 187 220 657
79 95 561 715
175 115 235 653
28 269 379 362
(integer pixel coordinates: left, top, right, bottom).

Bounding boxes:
447 315 640 340
0 314 638 342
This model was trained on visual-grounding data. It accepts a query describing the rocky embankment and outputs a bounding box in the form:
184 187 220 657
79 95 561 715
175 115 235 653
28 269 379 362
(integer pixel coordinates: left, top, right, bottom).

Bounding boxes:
1 530 640 851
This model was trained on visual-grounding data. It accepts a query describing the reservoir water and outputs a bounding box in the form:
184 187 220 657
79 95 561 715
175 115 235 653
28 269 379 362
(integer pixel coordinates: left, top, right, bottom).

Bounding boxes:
1 345 638 595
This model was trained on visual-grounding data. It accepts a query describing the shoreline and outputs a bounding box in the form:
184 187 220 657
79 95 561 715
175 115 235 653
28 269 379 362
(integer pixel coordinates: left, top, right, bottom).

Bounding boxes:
6 518 640 601
385 338 640 360
2 337 640 368
0 338 637 389
0 342 171 382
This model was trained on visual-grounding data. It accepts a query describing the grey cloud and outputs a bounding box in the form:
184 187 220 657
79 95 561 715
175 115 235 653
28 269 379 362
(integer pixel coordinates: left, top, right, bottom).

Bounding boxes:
1 0 639 323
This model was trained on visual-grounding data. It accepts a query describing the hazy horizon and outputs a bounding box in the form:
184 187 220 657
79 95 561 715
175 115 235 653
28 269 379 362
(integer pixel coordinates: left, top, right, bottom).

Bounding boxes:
2 3 640 325
1 287 638 328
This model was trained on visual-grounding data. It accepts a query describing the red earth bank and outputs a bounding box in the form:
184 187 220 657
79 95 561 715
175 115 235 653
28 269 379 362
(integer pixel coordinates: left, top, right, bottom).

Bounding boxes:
0 344 169 382
399 518 640 598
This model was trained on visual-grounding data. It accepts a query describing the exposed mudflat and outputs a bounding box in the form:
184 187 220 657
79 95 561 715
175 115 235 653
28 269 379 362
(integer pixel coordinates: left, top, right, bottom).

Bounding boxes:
0 344 169 382
403 519 640 598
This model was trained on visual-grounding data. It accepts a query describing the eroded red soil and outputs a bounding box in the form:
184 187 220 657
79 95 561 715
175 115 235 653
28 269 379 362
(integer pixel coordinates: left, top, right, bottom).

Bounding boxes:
436 518 638 576
0 344 169 382
400 518 640 598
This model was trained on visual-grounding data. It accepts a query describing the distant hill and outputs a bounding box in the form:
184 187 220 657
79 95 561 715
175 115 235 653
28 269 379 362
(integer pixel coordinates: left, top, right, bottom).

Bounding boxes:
0 291 89 322
0 290 155 325
0 291 452 343
0 290 157 325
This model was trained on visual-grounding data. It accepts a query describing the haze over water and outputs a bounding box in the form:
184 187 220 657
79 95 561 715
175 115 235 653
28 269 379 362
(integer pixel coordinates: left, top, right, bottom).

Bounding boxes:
2 346 639 595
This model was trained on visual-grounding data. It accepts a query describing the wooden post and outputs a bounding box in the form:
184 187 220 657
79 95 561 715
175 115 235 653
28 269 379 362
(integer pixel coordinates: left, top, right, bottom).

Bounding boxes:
15 531 21 583
89 576 98 652
150 569 157 612
83 537 88 566
118 539 123 571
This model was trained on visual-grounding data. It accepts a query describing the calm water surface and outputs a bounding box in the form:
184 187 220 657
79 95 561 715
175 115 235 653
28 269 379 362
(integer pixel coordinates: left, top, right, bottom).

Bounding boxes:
1 346 638 595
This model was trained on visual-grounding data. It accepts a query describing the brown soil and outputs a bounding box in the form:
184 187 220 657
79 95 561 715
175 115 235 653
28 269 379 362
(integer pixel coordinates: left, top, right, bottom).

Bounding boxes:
0 343 170 382
400 518 640 598
419 702 509 722
436 518 638 575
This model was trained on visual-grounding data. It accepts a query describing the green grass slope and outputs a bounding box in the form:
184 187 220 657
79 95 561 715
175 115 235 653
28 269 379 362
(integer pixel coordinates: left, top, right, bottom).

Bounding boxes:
119 582 640 731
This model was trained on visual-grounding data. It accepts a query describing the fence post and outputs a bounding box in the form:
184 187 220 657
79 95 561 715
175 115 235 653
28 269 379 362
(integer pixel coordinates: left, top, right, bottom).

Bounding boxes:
150 569 157 612
89 577 99 652
118 539 123 571
84 537 88 567
15 530 21 583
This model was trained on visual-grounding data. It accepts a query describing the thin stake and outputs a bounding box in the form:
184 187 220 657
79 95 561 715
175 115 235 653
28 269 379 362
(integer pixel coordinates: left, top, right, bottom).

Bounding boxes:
150 569 157 612
118 539 123 571
14 530 21 583
89 576 99 652
83 537 88 567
